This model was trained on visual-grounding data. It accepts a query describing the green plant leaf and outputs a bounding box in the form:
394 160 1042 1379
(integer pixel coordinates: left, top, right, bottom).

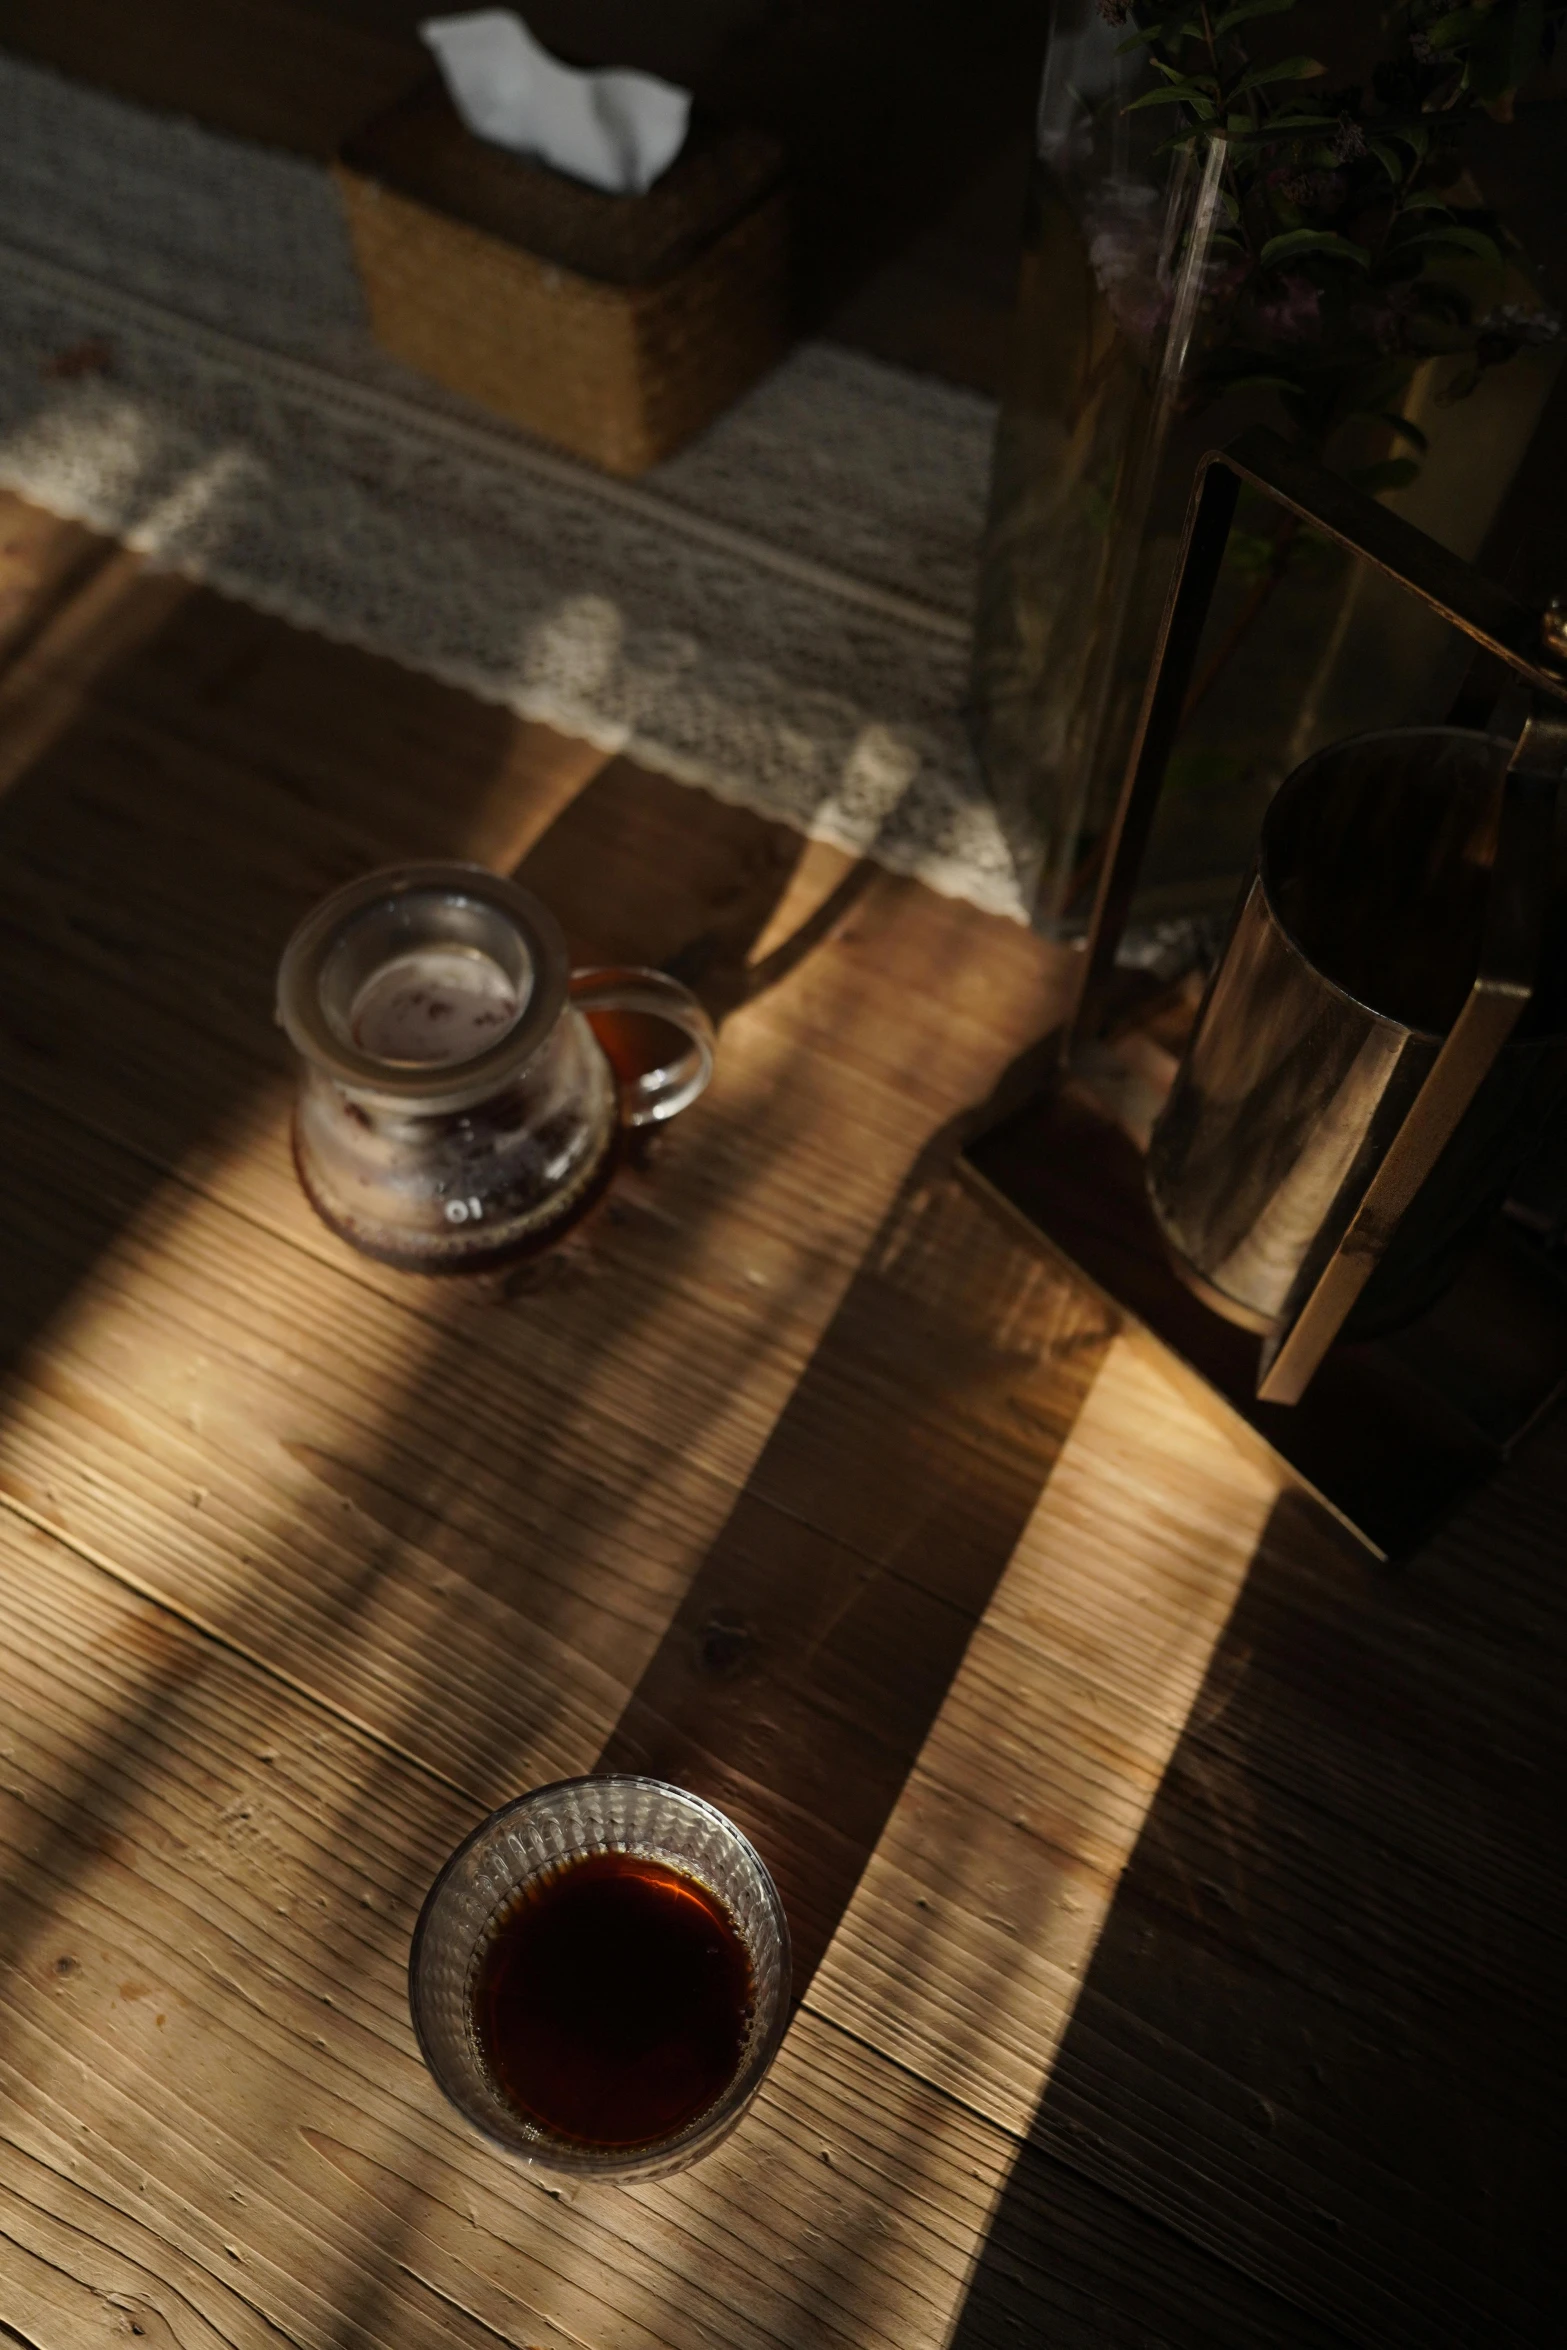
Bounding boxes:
1368 138 1404 183
1408 223 1506 265
1470 0 1548 105
1149 51 1213 84
1426 7 1491 51
1125 84 1217 117
1392 124 1431 160
1229 112 1339 141
1350 457 1422 495
1231 54 1327 98
1399 188 1455 212
1214 0 1299 29
1259 227 1371 268
1116 21 1201 51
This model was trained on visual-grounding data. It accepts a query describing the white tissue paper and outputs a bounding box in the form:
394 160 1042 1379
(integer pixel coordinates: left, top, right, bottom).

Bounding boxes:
420 10 692 197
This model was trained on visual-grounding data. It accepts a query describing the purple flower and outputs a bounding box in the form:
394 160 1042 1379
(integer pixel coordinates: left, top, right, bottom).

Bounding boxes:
1095 0 1132 22
1354 290 1415 352
1254 274 1322 341
1476 302 1563 349
1273 167 1346 209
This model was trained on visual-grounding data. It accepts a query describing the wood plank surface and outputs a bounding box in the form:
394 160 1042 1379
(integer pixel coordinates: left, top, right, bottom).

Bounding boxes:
0 1503 1336 2350
0 486 1563 2350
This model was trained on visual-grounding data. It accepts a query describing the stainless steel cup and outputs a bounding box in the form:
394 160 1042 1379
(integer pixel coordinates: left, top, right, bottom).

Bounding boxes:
1147 727 1567 1352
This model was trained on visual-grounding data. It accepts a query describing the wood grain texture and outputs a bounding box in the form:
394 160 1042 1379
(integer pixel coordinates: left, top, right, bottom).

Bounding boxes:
0 1510 1329 2350
0 488 1563 2348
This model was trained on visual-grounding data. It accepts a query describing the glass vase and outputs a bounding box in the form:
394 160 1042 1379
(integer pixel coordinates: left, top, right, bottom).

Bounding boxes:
970 0 1563 937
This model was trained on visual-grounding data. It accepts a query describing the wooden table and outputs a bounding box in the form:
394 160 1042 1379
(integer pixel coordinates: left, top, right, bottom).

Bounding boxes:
0 490 1562 2350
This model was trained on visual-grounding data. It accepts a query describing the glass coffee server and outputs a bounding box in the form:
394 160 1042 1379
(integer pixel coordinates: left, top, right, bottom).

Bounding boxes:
277 863 715 1269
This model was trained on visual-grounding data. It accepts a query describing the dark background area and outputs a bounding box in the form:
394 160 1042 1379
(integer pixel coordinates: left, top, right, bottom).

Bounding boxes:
6 0 1566 419
0 0 1046 384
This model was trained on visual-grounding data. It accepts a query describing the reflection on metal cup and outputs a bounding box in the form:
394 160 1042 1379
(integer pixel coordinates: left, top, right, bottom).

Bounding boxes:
1147 728 1567 1345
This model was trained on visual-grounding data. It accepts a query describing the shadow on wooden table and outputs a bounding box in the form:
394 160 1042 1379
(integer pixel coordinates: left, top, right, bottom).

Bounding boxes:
0 542 1183 2348
0 567 829 1387
0 533 1079 1932
0 560 818 1923
597 1103 1115 1992
943 1468 1567 2348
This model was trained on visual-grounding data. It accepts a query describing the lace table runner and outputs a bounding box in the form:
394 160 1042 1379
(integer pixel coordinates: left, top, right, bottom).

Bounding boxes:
0 54 1025 920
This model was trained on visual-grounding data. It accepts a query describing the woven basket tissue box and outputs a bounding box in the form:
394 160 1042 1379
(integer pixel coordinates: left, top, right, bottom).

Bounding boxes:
335 77 790 476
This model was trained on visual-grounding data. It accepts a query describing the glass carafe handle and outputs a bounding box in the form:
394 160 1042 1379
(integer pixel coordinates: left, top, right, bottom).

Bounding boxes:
569 967 716 1128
